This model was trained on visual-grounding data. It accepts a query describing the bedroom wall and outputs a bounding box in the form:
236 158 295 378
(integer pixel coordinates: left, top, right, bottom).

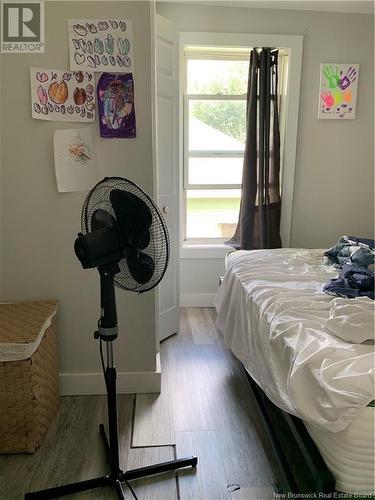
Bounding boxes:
157 1 375 305
0 55 2 300
0 1 159 394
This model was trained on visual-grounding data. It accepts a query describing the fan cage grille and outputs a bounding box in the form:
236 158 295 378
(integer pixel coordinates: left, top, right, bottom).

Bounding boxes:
81 177 170 293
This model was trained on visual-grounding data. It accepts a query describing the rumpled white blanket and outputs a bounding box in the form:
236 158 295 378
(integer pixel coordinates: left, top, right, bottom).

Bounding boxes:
214 248 374 432
325 298 374 343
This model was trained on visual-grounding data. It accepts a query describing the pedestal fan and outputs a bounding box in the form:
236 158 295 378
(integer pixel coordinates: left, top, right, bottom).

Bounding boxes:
25 177 197 499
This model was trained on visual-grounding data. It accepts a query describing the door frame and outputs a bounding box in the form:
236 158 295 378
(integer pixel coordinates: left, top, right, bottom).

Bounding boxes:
150 1 160 348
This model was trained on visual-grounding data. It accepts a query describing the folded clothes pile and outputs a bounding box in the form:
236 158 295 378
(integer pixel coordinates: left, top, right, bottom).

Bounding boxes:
323 236 374 300
324 264 374 300
324 235 375 268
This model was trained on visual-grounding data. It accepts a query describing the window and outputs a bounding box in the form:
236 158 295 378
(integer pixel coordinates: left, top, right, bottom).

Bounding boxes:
183 48 248 241
183 46 288 242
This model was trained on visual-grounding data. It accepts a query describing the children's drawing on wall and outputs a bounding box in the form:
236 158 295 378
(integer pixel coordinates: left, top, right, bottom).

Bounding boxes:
68 19 134 72
97 72 136 139
318 64 359 119
54 129 100 192
68 137 91 165
31 68 96 122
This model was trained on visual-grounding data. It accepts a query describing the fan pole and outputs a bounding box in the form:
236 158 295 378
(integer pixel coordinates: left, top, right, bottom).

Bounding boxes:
99 264 119 341
98 265 121 478
104 346 121 476
25 264 197 500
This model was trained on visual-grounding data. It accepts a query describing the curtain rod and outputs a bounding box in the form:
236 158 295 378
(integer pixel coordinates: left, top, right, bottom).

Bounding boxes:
184 46 288 57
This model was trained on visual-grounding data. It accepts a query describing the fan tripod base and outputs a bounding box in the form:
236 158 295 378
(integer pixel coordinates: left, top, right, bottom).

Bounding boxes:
25 424 197 499
25 364 197 500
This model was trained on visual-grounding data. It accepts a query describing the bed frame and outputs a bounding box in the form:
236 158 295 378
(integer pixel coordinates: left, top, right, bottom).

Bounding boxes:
243 368 336 494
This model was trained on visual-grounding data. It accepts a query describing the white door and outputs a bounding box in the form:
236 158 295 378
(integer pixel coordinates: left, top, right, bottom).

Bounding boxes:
156 14 179 341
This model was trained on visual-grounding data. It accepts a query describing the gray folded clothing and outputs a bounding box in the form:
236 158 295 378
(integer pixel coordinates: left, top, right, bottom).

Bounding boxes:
324 264 374 300
324 235 375 268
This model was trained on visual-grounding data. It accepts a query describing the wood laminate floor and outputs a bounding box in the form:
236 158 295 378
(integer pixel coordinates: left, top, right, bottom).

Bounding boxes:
0 308 278 500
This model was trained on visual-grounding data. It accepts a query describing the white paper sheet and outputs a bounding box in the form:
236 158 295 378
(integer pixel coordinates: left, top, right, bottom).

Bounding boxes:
53 128 100 192
31 67 96 122
68 19 134 72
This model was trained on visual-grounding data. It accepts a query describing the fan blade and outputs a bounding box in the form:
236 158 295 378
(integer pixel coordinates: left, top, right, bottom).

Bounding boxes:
91 209 116 231
125 248 155 284
110 190 152 248
138 229 151 250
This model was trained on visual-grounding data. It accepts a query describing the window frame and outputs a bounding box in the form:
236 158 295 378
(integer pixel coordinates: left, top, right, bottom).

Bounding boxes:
183 50 248 243
179 32 304 254
183 50 249 192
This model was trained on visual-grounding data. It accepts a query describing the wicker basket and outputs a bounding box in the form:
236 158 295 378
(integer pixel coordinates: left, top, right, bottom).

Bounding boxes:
0 300 59 454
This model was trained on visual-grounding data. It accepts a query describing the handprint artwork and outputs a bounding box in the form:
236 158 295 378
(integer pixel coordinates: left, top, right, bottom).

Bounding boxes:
318 63 359 119
338 67 357 90
320 91 334 108
322 65 339 89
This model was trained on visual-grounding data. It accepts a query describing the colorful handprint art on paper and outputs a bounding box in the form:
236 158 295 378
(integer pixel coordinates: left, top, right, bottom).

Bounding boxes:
97 72 136 139
68 19 134 72
31 67 95 122
318 63 359 120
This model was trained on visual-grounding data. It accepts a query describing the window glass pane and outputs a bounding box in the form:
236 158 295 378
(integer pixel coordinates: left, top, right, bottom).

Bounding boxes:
189 100 246 151
187 59 248 95
186 189 241 239
188 157 242 185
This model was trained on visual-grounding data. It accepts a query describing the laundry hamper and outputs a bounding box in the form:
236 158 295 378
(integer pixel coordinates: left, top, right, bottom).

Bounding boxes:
0 300 59 453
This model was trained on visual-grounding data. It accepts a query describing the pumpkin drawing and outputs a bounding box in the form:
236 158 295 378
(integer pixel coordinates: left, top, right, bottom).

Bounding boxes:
48 81 68 104
73 87 87 105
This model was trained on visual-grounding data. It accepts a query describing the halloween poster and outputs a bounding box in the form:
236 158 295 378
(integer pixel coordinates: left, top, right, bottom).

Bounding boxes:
30 68 96 122
97 72 136 138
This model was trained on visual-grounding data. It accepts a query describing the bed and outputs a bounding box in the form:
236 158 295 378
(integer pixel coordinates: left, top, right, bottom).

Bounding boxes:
215 248 374 495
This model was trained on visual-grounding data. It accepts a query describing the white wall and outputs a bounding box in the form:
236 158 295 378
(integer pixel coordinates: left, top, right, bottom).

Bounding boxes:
0 53 2 300
157 2 375 305
0 1 160 394
180 257 225 306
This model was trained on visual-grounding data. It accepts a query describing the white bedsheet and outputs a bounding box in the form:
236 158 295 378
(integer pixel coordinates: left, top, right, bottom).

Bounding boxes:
215 248 374 433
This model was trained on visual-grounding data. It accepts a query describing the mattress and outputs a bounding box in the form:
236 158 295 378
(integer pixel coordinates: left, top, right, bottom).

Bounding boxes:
305 407 374 494
215 248 374 494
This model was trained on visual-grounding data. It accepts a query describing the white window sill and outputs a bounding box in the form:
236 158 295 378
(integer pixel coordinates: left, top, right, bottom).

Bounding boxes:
181 243 232 259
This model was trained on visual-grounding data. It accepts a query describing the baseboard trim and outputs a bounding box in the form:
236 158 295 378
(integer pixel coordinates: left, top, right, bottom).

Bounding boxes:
59 353 161 395
180 293 216 307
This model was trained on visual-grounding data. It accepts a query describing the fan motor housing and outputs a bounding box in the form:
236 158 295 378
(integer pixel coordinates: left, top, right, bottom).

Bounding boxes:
74 228 123 269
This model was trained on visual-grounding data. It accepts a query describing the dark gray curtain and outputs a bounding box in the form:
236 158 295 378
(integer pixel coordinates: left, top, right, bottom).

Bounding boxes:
226 48 282 250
